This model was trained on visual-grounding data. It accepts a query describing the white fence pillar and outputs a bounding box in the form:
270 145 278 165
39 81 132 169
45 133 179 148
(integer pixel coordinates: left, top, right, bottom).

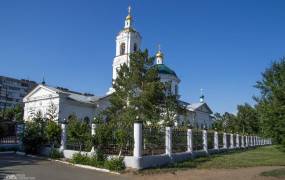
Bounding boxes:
236 133 240 148
187 128 193 153
165 126 172 156
60 123 67 152
16 123 25 151
203 129 208 152
223 132 227 149
214 131 219 150
91 123 97 152
241 135 245 148
230 133 234 149
91 123 97 136
134 122 142 158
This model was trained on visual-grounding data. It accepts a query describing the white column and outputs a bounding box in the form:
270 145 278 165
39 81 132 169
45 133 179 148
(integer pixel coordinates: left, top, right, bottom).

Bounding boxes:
203 129 208 152
230 133 234 149
134 122 142 158
236 133 240 148
165 126 172 156
241 135 245 148
91 123 97 152
223 132 227 149
60 123 67 152
91 123 97 136
187 129 193 153
214 131 219 150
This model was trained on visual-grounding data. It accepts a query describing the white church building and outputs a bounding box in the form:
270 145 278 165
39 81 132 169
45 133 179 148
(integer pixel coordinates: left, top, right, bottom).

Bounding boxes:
23 7 214 128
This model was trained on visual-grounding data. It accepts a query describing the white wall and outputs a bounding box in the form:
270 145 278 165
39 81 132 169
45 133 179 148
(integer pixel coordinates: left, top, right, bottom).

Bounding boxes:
59 98 96 122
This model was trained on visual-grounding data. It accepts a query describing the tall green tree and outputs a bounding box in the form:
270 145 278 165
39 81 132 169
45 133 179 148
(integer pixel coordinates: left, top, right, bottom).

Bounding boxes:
101 49 181 156
67 116 92 152
255 57 285 145
236 103 259 134
105 49 165 126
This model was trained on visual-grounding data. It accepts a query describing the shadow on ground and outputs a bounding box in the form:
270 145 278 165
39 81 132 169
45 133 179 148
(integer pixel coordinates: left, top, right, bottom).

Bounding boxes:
0 152 45 179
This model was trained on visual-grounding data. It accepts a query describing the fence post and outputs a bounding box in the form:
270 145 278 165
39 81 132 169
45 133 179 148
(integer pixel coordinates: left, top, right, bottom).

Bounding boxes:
214 130 219 150
230 133 234 149
203 129 208 153
134 122 142 158
241 135 244 148
16 123 25 151
91 123 97 153
60 123 67 152
165 126 172 156
223 132 227 149
187 128 193 153
236 133 240 148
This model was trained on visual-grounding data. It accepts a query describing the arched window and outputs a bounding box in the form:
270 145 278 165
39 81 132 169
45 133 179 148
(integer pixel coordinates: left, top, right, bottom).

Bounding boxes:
120 43 126 55
134 43 137 52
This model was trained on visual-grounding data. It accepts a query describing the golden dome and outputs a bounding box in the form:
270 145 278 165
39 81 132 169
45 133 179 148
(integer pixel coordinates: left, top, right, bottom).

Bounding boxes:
156 50 164 58
126 15 132 20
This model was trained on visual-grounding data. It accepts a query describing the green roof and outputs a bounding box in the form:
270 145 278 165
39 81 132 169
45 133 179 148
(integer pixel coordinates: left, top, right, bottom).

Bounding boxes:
154 64 177 77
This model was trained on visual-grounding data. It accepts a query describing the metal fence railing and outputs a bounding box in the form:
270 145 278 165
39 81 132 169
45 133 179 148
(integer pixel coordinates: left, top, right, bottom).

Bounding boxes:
143 126 165 155
207 131 214 149
218 133 224 148
226 134 231 148
0 136 18 144
172 127 187 153
193 129 203 151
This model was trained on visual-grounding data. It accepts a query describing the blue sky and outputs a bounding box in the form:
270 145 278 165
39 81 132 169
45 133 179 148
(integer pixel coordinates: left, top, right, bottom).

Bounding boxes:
0 0 284 113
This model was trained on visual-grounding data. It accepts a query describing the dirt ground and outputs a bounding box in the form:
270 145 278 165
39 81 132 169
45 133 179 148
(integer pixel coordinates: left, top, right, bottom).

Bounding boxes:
127 166 285 180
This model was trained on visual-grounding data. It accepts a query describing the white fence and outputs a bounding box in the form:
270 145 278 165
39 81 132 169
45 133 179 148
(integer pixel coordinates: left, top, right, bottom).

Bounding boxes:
53 122 272 169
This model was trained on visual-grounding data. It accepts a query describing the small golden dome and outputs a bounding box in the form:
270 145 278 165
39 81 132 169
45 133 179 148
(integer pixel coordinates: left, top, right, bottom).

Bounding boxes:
156 50 164 58
126 15 132 20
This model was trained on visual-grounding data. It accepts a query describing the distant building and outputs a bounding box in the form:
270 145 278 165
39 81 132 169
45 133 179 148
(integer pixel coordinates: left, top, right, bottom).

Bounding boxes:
0 76 37 110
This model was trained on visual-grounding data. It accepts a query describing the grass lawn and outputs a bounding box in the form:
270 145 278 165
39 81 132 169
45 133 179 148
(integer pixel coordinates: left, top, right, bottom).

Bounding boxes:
261 168 285 178
138 145 285 174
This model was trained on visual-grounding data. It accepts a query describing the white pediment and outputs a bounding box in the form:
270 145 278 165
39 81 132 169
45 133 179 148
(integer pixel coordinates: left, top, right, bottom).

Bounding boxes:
197 104 213 114
23 85 59 102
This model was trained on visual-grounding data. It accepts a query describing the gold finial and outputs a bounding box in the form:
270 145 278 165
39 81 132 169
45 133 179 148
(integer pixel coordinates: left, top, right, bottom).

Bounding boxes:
156 44 164 58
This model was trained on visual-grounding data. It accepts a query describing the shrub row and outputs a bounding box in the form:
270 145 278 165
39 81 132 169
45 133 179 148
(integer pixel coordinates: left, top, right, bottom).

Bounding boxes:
71 152 125 172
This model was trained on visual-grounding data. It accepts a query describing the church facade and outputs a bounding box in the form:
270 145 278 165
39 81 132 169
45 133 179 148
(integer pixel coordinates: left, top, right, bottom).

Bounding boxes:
23 7 214 128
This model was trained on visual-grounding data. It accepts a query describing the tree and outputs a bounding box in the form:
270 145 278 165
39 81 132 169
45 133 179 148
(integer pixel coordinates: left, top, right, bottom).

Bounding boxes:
255 57 285 145
46 103 58 122
22 114 47 154
45 121 61 149
0 104 24 122
212 113 224 131
236 103 259 134
101 49 174 156
67 116 92 152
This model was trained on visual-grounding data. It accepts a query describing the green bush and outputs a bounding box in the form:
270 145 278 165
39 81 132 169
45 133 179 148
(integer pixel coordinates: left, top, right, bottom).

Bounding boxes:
49 148 62 159
46 121 61 148
22 121 47 154
71 153 125 171
71 153 90 164
104 157 125 172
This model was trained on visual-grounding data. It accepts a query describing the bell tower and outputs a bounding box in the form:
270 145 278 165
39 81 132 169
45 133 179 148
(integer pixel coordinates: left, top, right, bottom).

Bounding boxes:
107 6 142 94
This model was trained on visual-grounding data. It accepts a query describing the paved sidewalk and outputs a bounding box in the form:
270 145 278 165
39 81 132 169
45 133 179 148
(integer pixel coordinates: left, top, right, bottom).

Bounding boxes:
0 153 129 180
